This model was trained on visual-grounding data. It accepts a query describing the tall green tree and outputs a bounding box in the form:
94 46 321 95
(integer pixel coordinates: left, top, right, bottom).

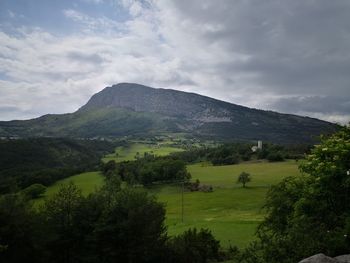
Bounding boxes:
0 194 43 263
252 127 350 263
43 183 84 263
92 188 167 263
167 228 221 263
237 172 251 188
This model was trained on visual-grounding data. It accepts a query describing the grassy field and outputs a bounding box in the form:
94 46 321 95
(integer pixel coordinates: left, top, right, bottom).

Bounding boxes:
158 160 300 247
36 171 104 206
102 143 184 162
44 171 104 196
38 159 301 248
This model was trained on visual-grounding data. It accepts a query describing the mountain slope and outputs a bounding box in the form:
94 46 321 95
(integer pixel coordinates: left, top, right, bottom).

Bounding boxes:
0 83 338 143
0 138 115 193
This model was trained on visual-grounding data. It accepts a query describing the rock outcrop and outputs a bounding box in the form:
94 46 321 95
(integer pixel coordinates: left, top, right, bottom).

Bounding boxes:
299 254 350 263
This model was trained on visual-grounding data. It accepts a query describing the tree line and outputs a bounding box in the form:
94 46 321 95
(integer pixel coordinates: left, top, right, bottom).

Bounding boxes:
170 142 311 165
101 154 191 186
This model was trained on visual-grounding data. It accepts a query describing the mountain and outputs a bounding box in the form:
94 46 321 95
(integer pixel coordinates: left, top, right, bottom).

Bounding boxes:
0 83 338 143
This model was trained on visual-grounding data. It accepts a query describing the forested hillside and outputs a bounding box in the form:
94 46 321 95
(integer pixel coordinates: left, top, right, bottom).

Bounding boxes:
0 138 115 193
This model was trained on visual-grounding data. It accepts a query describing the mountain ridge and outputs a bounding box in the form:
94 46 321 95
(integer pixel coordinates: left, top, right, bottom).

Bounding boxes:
80 83 332 124
0 83 338 143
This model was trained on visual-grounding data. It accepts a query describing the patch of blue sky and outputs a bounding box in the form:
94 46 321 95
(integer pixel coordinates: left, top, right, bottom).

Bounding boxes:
0 71 12 81
0 0 130 35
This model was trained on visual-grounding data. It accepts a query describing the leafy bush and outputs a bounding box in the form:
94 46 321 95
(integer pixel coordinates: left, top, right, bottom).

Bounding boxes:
22 184 46 199
266 152 284 162
237 172 251 188
167 228 221 263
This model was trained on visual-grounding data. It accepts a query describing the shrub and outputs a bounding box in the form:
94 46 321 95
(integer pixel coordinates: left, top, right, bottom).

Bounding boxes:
167 228 220 263
266 152 284 162
22 184 46 199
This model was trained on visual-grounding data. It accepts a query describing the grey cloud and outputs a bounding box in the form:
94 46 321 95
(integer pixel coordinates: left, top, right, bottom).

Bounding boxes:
1 0 350 124
0 106 20 113
158 0 350 122
67 52 104 64
269 96 350 115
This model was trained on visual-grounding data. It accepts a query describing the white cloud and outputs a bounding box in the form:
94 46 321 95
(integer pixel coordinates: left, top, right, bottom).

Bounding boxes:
0 9 189 120
0 0 349 124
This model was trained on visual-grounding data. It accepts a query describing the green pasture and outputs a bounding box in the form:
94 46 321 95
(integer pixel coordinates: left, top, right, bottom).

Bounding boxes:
102 143 184 162
188 160 300 188
38 159 301 248
159 160 301 248
35 171 104 206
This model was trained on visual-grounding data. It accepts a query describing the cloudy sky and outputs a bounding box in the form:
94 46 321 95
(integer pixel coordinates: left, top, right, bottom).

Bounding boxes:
0 0 349 123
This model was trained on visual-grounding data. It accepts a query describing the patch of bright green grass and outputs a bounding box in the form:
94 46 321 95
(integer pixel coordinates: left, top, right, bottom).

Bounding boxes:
149 185 267 248
35 172 104 206
102 143 184 162
45 171 104 196
188 160 300 188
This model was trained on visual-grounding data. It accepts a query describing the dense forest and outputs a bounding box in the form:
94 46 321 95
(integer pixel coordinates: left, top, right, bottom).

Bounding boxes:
102 157 190 186
0 138 116 194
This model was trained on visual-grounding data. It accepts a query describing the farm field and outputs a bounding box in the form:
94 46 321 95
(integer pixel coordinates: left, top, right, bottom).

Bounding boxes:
102 142 184 163
153 160 301 248
38 158 301 248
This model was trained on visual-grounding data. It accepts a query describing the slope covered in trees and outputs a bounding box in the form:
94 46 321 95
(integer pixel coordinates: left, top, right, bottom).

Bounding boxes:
0 138 115 194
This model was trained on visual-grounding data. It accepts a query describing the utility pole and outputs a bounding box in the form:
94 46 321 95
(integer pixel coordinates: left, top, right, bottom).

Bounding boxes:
181 179 184 223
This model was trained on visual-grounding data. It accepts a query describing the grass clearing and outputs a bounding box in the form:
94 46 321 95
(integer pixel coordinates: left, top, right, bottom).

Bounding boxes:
39 160 301 248
102 143 184 163
44 171 104 196
35 171 104 207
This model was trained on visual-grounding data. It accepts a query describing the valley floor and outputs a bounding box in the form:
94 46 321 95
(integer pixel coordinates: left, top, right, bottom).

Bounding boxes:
37 159 301 248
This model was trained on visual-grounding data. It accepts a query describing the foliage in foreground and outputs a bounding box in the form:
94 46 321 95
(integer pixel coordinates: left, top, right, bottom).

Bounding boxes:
166 228 222 263
0 179 223 263
243 127 350 263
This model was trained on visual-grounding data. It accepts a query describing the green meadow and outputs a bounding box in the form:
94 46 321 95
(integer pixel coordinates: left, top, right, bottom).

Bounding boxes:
102 143 184 163
152 160 300 248
39 151 301 248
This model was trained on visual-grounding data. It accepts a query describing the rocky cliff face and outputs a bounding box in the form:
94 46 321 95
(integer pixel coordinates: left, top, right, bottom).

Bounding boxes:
79 83 243 120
